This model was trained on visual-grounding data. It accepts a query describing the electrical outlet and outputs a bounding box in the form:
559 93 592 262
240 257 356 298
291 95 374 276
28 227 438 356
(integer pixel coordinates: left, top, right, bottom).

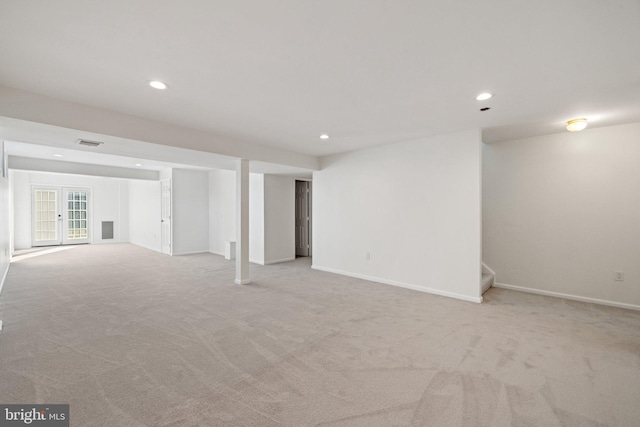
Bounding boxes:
615 271 624 281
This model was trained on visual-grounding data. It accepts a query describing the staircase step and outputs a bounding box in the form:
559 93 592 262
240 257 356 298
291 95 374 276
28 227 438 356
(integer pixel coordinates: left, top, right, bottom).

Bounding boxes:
481 273 494 294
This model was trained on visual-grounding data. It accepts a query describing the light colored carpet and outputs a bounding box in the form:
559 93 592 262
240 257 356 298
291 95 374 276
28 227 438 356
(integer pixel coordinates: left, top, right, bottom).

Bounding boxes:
0 243 639 426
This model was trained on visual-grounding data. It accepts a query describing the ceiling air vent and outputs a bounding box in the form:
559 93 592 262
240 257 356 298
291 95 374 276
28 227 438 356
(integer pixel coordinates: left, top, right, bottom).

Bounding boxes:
76 139 104 147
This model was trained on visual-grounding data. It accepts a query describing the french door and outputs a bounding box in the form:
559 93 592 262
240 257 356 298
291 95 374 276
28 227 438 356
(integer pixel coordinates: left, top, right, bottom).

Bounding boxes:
32 187 91 247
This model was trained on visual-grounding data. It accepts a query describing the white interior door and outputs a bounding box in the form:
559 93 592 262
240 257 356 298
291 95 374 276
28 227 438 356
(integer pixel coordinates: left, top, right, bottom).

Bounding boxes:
62 188 90 245
32 186 91 247
161 179 172 255
32 187 61 247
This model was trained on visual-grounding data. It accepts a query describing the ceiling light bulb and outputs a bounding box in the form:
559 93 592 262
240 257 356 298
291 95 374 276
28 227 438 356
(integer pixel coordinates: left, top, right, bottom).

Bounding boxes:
53 154 63 157
319 134 329 140
476 92 492 101
149 80 168 90
566 118 587 132
135 163 143 167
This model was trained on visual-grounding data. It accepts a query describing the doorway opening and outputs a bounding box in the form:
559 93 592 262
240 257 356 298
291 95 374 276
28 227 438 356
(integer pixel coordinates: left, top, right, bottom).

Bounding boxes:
295 180 311 257
32 186 91 247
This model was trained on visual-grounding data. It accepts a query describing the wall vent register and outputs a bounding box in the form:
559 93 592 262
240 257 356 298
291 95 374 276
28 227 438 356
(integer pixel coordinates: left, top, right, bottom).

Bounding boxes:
102 221 114 240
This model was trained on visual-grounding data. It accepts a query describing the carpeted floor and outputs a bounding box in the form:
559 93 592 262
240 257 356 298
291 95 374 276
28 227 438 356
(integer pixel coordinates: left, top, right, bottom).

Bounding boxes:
0 243 639 426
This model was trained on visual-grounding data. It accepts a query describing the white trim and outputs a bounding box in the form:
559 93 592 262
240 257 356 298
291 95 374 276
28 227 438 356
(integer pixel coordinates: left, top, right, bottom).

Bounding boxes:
482 262 496 276
171 250 209 256
250 258 265 265
264 257 296 265
493 282 640 311
209 250 225 257
234 278 251 285
311 265 483 304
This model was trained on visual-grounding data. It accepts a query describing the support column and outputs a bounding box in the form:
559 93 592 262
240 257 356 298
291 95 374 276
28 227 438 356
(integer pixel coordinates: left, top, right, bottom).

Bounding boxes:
235 158 250 285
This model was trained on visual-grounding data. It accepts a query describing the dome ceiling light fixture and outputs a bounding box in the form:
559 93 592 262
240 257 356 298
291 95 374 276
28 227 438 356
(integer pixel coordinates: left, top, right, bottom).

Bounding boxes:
319 134 330 140
148 80 168 90
476 92 493 101
566 118 588 132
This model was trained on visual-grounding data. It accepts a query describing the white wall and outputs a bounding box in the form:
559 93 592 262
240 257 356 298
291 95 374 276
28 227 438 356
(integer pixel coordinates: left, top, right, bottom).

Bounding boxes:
264 175 295 264
159 168 171 181
11 170 130 249
10 170 30 250
0 169 10 295
208 170 296 265
118 181 129 243
313 129 483 302
249 173 296 265
209 169 235 256
129 179 161 252
249 174 264 264
171 169 209 255
483 122 640 309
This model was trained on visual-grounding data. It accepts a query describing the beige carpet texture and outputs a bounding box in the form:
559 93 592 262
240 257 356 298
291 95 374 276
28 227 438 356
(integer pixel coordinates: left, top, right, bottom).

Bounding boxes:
0 243 639 426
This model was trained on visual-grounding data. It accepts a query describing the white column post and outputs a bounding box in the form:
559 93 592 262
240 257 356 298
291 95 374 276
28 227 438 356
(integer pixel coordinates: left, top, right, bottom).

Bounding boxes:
235 158 250 285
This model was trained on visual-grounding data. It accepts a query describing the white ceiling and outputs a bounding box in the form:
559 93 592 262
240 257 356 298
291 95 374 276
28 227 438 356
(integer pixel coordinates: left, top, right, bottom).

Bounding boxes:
1 0 639 159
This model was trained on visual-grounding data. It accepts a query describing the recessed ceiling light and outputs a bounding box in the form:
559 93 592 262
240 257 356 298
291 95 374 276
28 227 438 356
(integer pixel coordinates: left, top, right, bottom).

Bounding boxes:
135 163 143 167
319 134 329 140
476 92 492 101
566 118 588 132
53 154 63 157
149 80 168 90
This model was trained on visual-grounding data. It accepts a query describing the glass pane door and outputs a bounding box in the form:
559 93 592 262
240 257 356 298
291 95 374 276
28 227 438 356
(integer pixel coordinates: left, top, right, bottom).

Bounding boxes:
63 189 90 245
32 188 61 246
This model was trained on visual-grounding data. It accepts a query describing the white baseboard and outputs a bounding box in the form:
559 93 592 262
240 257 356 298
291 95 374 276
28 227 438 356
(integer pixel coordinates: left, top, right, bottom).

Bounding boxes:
209 250 225 257
493 282 640 311
264 257 295 265
234 278 251 285
311 265 483 304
